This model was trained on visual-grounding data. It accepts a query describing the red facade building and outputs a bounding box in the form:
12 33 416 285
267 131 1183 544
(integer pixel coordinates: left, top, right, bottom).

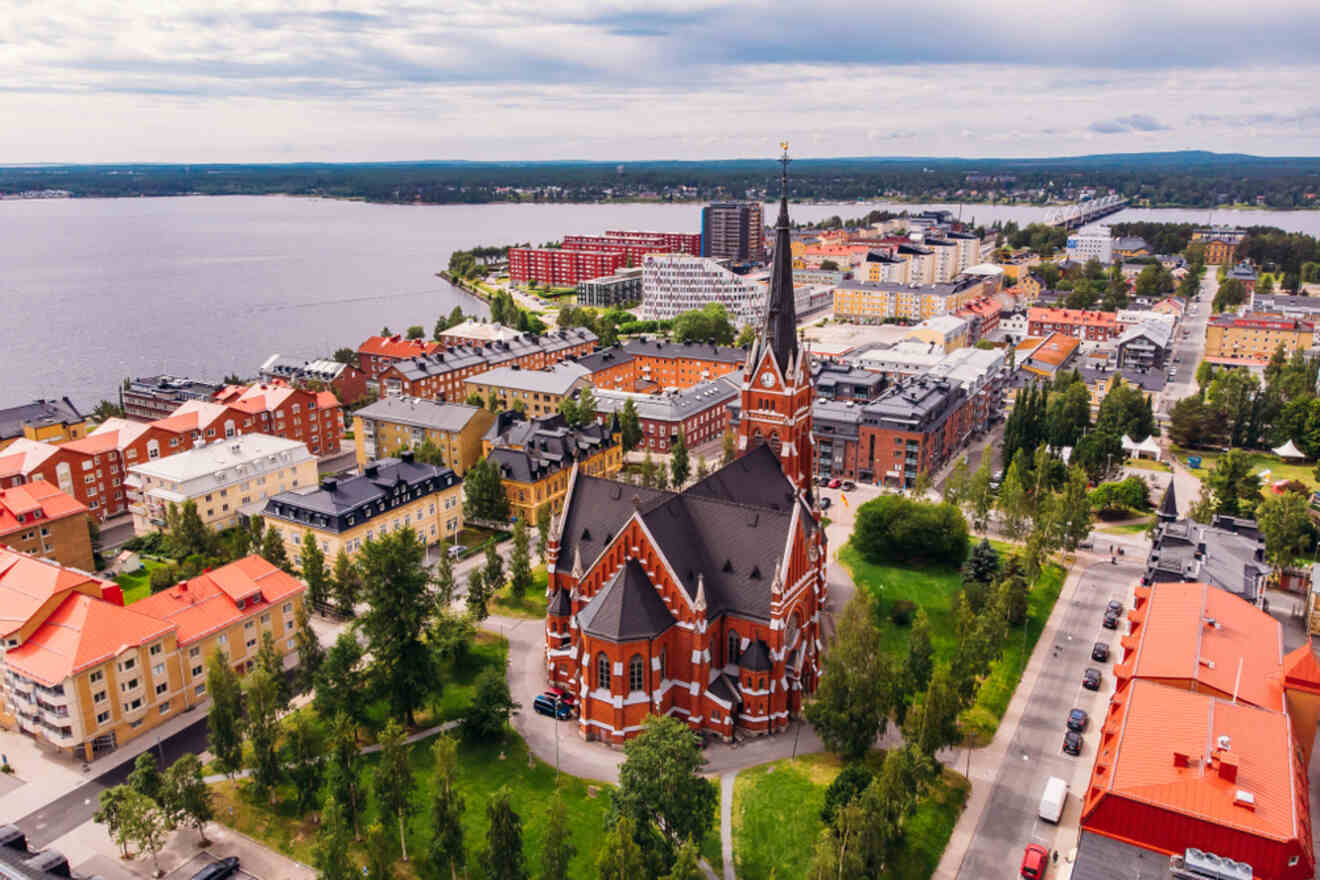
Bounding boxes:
1027 307 1121 341
543 174 828 743
508 248 628 287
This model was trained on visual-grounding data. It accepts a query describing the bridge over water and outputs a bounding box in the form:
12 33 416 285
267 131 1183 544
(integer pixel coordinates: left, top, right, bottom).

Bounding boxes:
1045 195 1128 229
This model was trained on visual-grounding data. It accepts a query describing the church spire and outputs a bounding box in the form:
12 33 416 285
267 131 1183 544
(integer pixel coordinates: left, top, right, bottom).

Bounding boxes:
761 142 798 374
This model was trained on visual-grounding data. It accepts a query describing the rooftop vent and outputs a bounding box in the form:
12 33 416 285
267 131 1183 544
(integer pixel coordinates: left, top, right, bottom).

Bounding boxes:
1232 789 1254 810
1217 734 1231 751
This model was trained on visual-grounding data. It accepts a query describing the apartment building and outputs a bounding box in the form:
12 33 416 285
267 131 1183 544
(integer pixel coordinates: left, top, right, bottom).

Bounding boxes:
560 231 701 265
352 396 494 474
483 414 623 522
507 247 627 287
591 375 739 453
905 315 971 353
0 398 88 451
575 338 746 393
212 383 345 456
1026 307 1121 341
262 454 463 561
0 551 303 761
356 335 444 385
127 435 316 534
121 377 223 422
464 363 591 418
576 267 643 308
924 346 1009 433
257 356 369 405
812 362 887 403
1192 226 1247 264
640 253 763 327
701 202 764 262
1205 313 1314 361
1018 333 1082 381
865 252 910 285
0 482 94 570
0 436 130 521
832 277 982 323
437 320 522 348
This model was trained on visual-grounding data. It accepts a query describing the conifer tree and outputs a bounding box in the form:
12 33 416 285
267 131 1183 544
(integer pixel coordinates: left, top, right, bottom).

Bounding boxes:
205 648 243 779
540 790 576 880
427 735 466 880
300 530 329 607
479 787 528 880
331 548 363 613
292 600 324 695
597 815 646 880
670 430 690 487
509 517 533 600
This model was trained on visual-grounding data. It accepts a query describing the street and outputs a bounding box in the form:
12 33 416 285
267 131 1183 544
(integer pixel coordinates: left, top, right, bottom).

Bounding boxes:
953 555 1145 879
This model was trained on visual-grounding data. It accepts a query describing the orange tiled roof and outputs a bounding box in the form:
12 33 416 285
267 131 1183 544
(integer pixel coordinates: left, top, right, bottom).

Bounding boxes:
1116 582 1285 711
1084 679 1304 847
1283 641 1320 694
358 335 442 359
0 482 88 538
59 432 119 455
315 391 339 409
0 546 117 637
0 440 60 478
131 555 304 646
1026 332 1080 368
1027 306 1119 326
4 592 174 686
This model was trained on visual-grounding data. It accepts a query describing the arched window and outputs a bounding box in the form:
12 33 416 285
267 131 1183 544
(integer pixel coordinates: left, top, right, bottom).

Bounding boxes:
629 654 645 692
659 647 667 679
596 653 611 690
727 630 740 666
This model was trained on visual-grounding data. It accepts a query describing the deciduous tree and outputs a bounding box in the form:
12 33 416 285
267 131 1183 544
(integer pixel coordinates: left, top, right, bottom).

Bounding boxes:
357 527 435 725
331 549 363 613
427 734 466 880
597 815 647 880
127 752 162 802
259 523 290 572
205 648 244 779
286 711 324 814
614 716 717 860
1257 491 1317 568
462 667 517 741
466 569 489 621
315 792 355 880
373 719 416 861
540 790 576 880
162 754 212 845
906 608 935 694
670 430 690 487
316 631 367 727
292 600 324 695
244 665 283 802
805 591 895 760
94 785 135 858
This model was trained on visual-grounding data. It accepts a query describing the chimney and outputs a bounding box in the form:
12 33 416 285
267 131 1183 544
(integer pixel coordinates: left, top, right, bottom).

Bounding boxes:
400 450 415 464
365 464 379 478
1173 751 1191 768
321 478 338 493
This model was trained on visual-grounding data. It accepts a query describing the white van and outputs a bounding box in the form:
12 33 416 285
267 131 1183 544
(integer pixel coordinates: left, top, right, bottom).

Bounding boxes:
1039 776 1068 823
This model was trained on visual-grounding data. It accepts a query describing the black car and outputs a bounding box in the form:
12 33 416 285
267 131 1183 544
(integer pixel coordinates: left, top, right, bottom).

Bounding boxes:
532 694 574 720
1091 642 1110 662
1082 667 1102 690
1067 708 1089 732
1102 610 1120 629
1106 600 1123 615
841 480 857 491
1063 730 1083 756
190 857 240 880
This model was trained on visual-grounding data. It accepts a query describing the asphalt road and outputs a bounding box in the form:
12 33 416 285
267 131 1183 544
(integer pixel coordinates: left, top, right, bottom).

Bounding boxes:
15 714 212 850
954 556 1146 878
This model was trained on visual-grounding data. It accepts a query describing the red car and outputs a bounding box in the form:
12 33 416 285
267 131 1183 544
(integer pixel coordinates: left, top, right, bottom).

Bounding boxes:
828 478 841 489
543 688 577 708
1021 843 1048 878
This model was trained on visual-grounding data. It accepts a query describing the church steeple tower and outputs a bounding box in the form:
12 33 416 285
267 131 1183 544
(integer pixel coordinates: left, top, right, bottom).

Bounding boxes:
736 143 815 493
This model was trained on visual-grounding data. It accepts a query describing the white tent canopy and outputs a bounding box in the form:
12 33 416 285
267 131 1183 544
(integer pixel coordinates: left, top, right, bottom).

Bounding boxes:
1122 434 1161 460
1273 439 1307 460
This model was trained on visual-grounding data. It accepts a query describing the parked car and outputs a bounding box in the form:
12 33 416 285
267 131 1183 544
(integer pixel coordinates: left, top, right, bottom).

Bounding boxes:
1082 667 1102 690
828 478 841 489
1021 843 1049 878
1106 599 1123 615
1091 642 1110 662
543 688 576 709
1062 730 1083 756
841 480 857 491
1066 708 1089 732
191 858 241 880
1102 610 1120 629
815 476 828 487
532 694 574 720
819 497 832 510
447 544 465 560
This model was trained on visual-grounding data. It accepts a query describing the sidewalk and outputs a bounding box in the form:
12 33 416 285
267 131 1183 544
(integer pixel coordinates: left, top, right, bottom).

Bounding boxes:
931 555 1094 880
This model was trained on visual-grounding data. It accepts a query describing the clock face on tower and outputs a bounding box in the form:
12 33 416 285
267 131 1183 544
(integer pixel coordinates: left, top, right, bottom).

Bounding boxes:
759 371 775 388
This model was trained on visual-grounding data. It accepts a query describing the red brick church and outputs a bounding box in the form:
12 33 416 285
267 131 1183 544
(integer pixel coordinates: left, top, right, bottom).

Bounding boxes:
543 150 828 744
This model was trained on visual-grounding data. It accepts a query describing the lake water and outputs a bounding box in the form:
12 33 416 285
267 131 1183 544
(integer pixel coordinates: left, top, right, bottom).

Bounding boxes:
3 195 1318 410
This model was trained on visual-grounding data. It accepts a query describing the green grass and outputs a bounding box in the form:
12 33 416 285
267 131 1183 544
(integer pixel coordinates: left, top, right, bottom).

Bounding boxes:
1096 518 1155 535
489 565 549 619
1124 458 1170 472
840 541 1068 745
114 558 171 604
732 752 969 880
213 731 612 878
362 632 508 736
1173 447 1318 495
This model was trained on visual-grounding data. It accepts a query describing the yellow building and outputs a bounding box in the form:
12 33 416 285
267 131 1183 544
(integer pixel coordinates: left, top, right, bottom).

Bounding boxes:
262 453 464 561
352 397 494 474
127 434 317 534
1205 313 1314 362
0 398 90 451
0 551 303 760
484 415 623 523
905 315 971 353
464 364 590 419
833 277 982 323
865 255 910 285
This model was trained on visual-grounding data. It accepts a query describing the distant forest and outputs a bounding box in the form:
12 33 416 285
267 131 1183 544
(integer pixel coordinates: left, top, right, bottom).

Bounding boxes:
3 151 1320 208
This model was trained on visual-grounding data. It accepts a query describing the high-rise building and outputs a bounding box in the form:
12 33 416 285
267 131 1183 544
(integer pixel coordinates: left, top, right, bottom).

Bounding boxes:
701 202 765 262
641 254 764 326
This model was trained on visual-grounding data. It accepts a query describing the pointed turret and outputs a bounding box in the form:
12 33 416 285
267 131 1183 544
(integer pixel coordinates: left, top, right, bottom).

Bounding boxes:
571 543 584 580
694 573 707 615
759 143 799 375
1158 480 1179 523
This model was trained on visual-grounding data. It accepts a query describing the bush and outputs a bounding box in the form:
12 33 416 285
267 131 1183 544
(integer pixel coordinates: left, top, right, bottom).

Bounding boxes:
890 599 917 626
1089 476 1151 513
148 565 178 594
853 494 970 566
820 763 873 825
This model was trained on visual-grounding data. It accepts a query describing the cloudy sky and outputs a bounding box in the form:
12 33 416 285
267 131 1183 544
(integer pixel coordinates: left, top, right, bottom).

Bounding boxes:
5 0 1320 163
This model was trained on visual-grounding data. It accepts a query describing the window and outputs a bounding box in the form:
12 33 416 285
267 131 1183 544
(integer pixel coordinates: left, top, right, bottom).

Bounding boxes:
629 654 645 692
189 645 201 658
727 630 740 666
89 669 103 684
596 652 611 690
159 701 171 714
156 682 168 696
93 690 107 704
120 657 136 671
192 665 203 678
124 697 142 711
195 683 206 695
96 711 111 725
260 612 270 625
246 638 257 650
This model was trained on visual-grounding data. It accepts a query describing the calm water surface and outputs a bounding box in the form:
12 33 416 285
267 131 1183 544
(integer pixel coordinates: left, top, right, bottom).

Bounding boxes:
2 195 1317 409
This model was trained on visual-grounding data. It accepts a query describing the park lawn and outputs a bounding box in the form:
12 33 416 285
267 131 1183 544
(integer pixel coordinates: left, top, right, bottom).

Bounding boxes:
489 565 549 619
732 752 968 880
212 732 612 879
1173 447 1319 495
1125 457 1170 472
1095 517 1154 535
361 632 507 738
114 558 171 605
840 541 1068 746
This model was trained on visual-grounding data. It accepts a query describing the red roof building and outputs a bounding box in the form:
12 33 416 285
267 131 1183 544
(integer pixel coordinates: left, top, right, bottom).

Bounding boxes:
356 335 444 382
1027 307 1121 341
0 481 95 570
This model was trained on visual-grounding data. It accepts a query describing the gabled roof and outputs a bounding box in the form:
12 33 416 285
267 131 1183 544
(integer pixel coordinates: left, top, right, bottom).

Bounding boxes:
1283 641 1320 694
0 547 115 637
132 555 304 646
577 559 676 642
547 587 572 616
357 335 443 359
738 639 772 670
0 439 60 478
0 482 88 538
4 592 175 686
0 398 85 441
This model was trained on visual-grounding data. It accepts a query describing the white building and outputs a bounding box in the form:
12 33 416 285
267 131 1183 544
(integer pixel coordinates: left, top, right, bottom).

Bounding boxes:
641 254 763 327
1116 309 1177 332
1065 226 1114 264
127 434 316 534
852 340 948 379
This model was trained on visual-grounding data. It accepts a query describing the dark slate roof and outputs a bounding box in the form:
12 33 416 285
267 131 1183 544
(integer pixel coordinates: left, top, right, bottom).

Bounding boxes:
761 171 799 373
1145 517 1267 602
487 415 616 483
1158 480 1178 521
547 587 571 616
574 339 748 373
577 559 676 642
0 398 85 441
1070 831 1177 880
558 444 809 623
263 456 459 532
707 673 740 705
739 639 772 670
